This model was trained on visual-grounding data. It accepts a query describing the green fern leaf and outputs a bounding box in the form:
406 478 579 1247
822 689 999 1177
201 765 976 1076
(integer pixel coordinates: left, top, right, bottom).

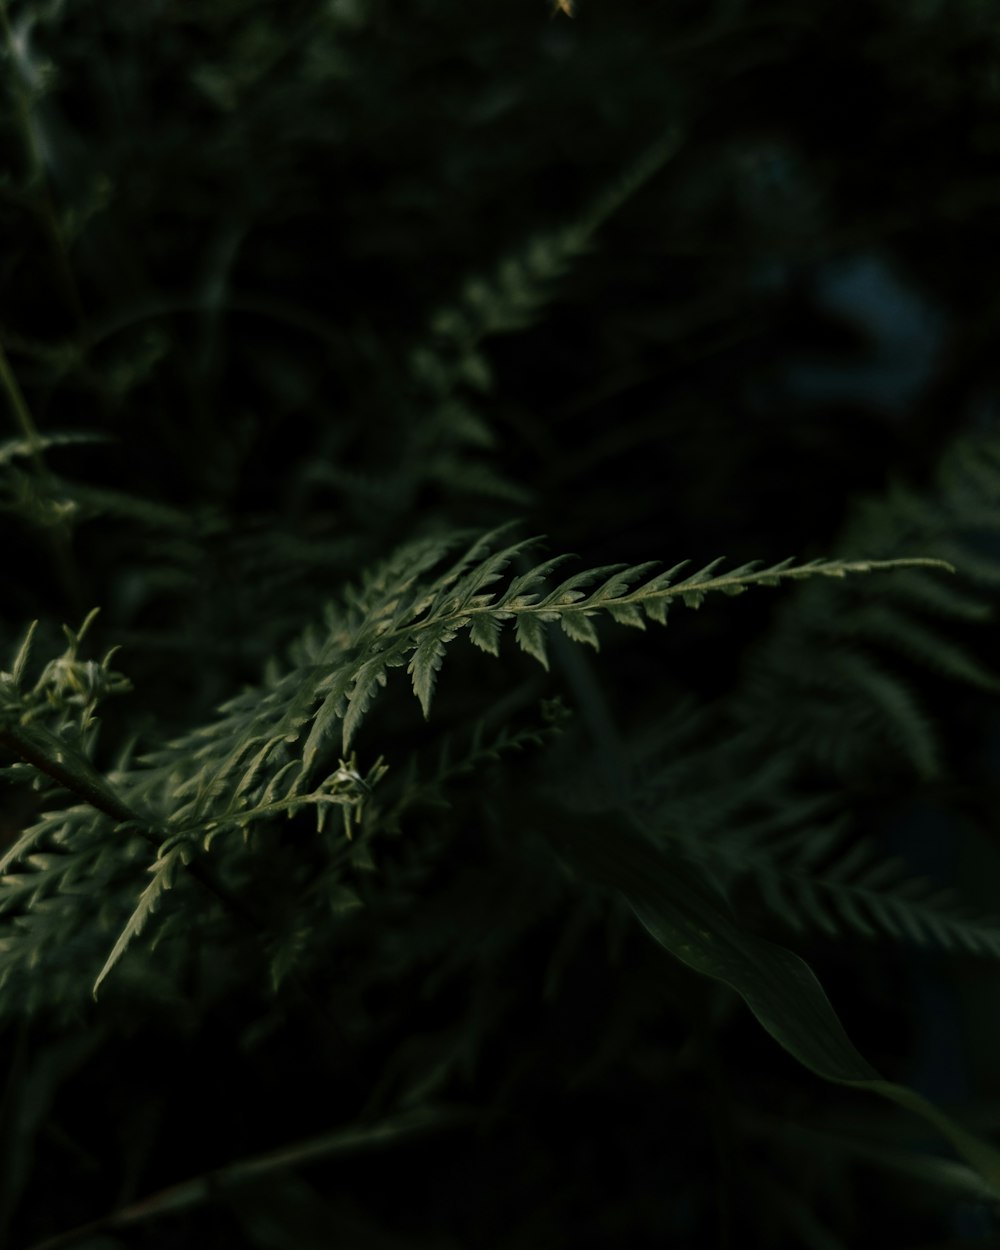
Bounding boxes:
422 525 525 615
849 605 1000 691
558 610 600 649
409 624 460 718
642 598 670 626
605 602 646 629
0 810 72 877
302 667 356 772
343 656 390 748
540 564 623 608
515 613 550 670
737 823 1000 960
92 844 186 998
468 612 504 656
499 554 577 607
8 620 38 688
833 651 941 779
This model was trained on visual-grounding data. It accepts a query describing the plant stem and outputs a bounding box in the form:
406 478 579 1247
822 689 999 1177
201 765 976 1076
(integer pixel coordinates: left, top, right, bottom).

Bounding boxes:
0 721 350 1041
0 0 44 183
0 720 260 930
0 721 135 824
0 0 88 331
25 1107 471 1250
0 336 86 610
0 339 45 463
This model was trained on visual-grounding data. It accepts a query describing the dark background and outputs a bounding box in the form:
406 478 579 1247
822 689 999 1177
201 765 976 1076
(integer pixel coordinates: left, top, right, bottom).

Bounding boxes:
3 0 1000 1246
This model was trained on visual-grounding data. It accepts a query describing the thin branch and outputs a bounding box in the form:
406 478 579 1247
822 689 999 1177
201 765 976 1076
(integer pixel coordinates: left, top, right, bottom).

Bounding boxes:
0 340 46 466
0 0 87 330
0 338 86 609
26 1107 473 1250
0 720 260 930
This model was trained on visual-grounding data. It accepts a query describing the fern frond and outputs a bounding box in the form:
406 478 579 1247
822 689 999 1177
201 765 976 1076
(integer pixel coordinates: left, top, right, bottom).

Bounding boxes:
0 431 111 469
731 433 1000 785
131 533 949 848
666 797 1000 960
754 831 1000 959
386 700 571 828
875 567 993 623
327 547 950 750
0 809 75 879
830 650 942 781
0 529 951 1003
92 843 188 998
843 605 1000 692
397 134 685 509
420 132 682 356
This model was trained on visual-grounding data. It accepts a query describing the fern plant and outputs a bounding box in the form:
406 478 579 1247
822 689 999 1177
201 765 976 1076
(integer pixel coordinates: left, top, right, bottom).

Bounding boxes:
4 519 1000 1243
0 532 945 1006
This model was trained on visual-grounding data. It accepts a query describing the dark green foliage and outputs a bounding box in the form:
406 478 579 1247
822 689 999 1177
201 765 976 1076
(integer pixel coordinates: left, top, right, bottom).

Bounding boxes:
4 0 1000 1247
